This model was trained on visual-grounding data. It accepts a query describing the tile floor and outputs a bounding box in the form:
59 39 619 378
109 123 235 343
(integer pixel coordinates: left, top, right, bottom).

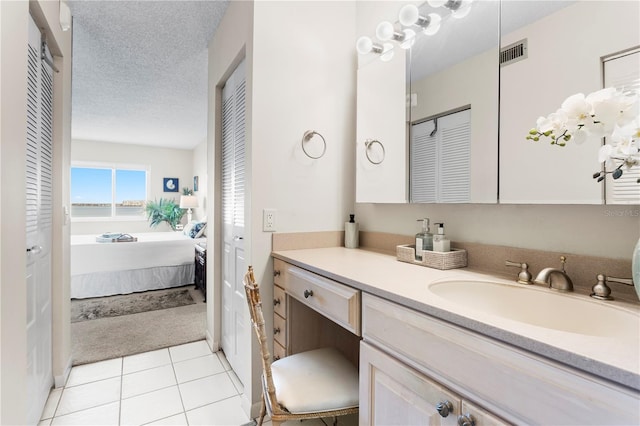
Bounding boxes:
39 340 358 426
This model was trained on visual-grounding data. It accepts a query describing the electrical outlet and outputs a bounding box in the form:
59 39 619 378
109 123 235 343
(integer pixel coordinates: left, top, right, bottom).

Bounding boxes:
263 209 276 232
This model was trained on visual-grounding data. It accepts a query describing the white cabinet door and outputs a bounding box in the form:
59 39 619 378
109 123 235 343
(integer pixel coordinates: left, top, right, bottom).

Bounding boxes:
360 342 460 426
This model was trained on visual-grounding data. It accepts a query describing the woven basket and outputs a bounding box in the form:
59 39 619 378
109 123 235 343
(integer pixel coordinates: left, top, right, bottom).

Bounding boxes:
396 244 467 270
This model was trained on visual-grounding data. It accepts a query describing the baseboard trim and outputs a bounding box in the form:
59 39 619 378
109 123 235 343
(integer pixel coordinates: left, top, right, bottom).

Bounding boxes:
54 356 72 388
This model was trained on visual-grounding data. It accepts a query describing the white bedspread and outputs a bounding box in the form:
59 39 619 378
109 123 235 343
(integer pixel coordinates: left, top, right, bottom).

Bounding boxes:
70 232 206 299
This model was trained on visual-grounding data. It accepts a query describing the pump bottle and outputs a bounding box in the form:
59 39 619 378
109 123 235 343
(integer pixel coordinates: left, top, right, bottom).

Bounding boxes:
415 218 433 260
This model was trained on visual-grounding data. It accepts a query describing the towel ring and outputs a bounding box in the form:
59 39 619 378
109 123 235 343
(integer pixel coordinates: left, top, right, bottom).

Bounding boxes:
364 139 385 165
301 130 327 159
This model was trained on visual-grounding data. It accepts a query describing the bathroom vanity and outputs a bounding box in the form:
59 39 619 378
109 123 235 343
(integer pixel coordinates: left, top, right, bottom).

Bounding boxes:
271 247 640 425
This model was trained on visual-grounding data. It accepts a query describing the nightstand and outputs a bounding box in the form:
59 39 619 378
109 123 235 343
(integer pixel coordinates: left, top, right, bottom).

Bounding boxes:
194 242 206 301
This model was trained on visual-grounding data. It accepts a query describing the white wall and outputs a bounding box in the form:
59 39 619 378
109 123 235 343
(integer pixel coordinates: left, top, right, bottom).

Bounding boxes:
1 0 73 423
70 139 194 235
208 0 357 417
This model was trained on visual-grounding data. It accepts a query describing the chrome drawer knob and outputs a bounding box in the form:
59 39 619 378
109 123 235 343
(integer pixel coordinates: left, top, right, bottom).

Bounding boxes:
273 298 281 306
457 414 476 426
436 400 453 417
304 289 314 299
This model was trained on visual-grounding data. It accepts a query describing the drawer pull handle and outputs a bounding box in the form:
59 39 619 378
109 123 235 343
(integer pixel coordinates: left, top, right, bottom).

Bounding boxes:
274 270 281 277
274 327 281 335
304 289 314 299
457 414 475 426
274 355 281 361
436 401 453 418
274 298 281 306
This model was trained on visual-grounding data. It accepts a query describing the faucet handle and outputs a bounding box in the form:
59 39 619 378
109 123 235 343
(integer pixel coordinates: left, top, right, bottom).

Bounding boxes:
591 274 634 301
559 255 567 271
505 260 533 285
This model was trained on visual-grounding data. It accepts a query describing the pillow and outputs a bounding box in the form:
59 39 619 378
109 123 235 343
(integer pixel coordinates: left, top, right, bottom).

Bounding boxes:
183 223 194 237
195 222 207 238
189 222 207 238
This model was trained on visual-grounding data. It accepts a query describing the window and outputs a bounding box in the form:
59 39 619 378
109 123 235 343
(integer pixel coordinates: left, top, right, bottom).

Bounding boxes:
71 163 148 219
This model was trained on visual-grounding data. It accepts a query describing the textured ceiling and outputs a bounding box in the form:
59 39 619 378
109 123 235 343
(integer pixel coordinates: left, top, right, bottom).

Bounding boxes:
69 0 229 149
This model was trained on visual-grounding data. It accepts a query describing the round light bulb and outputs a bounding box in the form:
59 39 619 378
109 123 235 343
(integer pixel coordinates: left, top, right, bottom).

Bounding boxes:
423 13 441 36
380 43 394 62
398 4 419 26
375 21 395 41
427 0 447 8
356 36 373 54
400 29 416 49
452 1 473 19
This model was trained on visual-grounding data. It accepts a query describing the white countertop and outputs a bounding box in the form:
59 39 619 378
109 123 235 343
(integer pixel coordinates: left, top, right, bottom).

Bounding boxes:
272 247 640 391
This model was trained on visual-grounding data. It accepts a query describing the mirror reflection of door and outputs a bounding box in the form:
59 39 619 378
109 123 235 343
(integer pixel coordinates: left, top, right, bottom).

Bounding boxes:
411 108 471 203
603 48 640 205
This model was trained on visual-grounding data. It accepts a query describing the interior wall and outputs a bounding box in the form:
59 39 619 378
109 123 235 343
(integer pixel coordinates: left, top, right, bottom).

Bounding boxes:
192 139 207 222
208 0 357 417
0 0 73 423
70 139 194 235
354 203 639 261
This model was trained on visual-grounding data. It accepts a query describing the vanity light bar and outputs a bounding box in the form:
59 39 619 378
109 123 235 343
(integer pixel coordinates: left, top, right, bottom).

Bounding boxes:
356 0 474 57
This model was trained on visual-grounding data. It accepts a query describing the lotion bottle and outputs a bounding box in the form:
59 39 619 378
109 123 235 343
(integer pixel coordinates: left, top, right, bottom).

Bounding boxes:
345 214 359 248
433 222 450 252
415 218 433 260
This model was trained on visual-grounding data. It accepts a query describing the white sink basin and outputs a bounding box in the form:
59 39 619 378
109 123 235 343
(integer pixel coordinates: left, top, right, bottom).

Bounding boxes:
427 280 640 338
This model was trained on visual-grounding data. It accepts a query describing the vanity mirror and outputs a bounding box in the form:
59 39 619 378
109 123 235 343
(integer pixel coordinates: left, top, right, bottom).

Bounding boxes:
499 0 639 204
355 0 500 204
356 0 639 205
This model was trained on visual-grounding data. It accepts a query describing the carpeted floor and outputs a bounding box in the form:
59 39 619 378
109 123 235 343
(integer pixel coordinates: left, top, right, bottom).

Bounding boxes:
71 286 207 366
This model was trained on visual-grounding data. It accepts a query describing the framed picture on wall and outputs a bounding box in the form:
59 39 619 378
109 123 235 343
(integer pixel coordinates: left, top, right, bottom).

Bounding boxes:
163 178 179 192
194 176 199 192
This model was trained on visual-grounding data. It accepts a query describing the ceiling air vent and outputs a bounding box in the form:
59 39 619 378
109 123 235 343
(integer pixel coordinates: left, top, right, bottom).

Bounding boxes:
500 39 528 67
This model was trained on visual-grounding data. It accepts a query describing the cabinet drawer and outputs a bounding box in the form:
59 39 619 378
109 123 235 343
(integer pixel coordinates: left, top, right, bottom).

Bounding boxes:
362 293 639 425
283 263 360 335
273 285 286 319
273 341 286 361
273 258 285 287
273 313 287 347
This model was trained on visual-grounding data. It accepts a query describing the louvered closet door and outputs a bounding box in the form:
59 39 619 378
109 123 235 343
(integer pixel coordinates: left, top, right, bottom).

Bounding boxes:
410 109 471 203
26 15 54 426
604 49 640 204
221 59 249 389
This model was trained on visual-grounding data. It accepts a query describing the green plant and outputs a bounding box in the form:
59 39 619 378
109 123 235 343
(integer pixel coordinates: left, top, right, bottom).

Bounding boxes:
144 198 186 230
182 187 193 195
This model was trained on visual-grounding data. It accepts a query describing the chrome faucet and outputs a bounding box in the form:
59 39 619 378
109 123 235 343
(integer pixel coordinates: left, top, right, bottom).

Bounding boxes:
533 256 574 292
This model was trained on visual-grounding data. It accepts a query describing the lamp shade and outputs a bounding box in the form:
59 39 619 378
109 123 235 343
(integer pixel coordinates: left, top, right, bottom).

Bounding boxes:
179 195 199 209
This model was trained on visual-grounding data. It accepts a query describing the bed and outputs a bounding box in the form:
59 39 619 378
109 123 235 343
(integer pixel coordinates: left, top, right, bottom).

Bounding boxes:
70 232 206 299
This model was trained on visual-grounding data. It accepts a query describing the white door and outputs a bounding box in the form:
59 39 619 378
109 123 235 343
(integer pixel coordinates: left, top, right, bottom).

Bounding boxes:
221 59 250 389
26 15 54 425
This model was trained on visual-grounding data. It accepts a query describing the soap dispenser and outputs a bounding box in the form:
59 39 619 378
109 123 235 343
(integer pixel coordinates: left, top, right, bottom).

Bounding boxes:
433 223 450 252
345 214 359 248
415 218 433 260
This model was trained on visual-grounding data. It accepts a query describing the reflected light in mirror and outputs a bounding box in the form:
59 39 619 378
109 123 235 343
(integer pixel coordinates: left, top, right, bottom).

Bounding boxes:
398 4 442 36
452 1 473 19
400 29 416 49
380 43 395 62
